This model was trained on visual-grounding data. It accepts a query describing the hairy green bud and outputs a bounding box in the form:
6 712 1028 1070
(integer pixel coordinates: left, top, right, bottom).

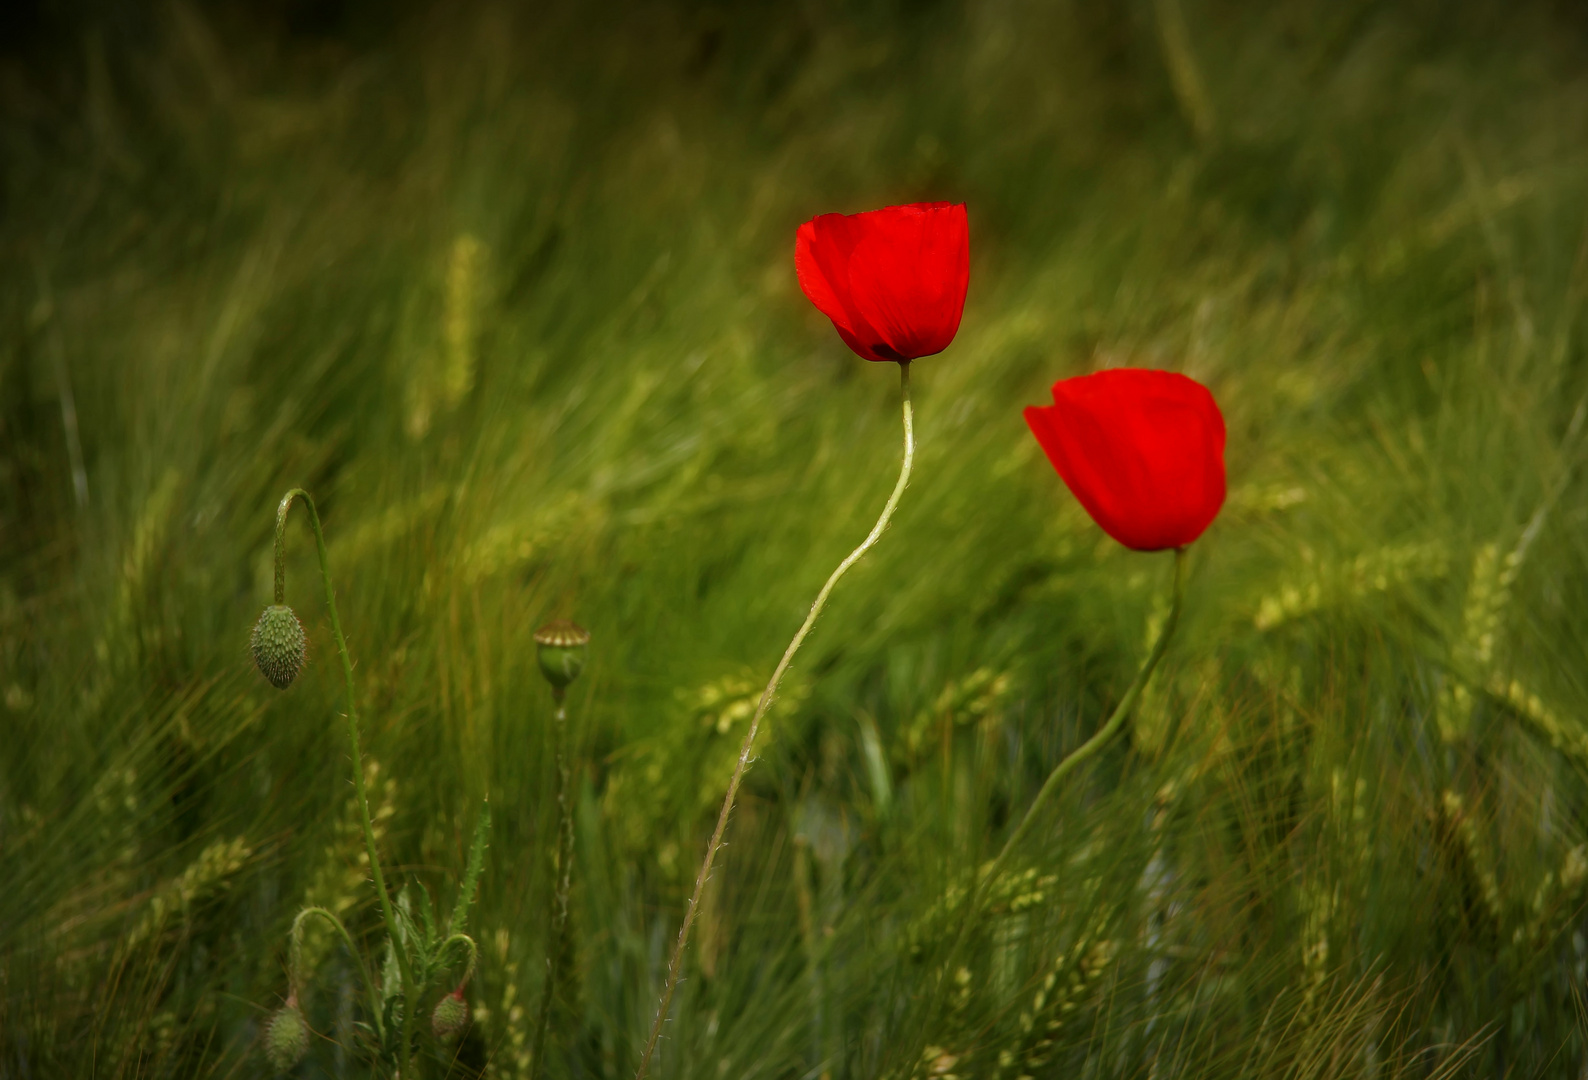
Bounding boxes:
252 605 307 690
264 999 310 1072
431 987 470 1042
534 620 590 690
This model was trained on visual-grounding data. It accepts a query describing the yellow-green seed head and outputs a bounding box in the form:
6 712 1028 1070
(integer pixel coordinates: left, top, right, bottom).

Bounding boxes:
264 1001 310 1072
431 988 470 1041
534 620 590 690
252 605 306 690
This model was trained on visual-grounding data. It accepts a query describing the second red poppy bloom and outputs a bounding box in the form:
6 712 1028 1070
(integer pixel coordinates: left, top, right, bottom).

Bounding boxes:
795 202 970 363
1024 368 1226 551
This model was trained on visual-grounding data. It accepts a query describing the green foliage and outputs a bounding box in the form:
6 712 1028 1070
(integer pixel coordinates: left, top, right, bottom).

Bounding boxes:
4 1 1588 1077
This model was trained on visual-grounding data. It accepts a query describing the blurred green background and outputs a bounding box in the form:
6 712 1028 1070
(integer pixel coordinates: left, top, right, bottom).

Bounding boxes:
5 0 1588 1076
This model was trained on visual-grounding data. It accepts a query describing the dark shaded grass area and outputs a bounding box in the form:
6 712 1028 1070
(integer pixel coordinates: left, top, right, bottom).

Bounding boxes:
5 0 1588 1076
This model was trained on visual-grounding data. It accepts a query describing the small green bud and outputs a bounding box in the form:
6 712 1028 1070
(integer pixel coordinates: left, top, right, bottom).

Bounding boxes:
431 987 470 1041
264 998 310 1072
534 620 590 690
252 605 307 690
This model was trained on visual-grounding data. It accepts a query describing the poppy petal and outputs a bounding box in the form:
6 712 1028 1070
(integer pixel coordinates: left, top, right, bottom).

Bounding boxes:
795 202 969 363
842 204 968 361
1025 368 1226 551
795 216 857 339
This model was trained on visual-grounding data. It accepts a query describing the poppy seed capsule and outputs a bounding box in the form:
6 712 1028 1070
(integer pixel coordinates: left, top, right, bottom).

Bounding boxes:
431 988 470 1041
264 1001 310 1072
252 605 307 690
534 620 590 690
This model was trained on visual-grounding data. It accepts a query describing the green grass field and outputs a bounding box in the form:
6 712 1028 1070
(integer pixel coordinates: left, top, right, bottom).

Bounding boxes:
6 1 1588 1075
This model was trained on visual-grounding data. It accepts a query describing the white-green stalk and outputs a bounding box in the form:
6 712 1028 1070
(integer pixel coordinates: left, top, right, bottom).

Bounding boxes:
634 360 917 1080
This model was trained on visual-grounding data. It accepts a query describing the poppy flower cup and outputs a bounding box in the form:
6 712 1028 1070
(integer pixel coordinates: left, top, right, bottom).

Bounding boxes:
1023 368 1226 551
969 368 1228 929
795 201 970 363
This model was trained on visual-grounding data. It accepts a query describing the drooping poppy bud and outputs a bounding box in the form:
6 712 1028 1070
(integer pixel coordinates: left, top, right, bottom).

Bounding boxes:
432 987 470 1042
264 998 311 1072
534 621 590 691
795 202 970 363
252 605 307 690
1023 368 1226 551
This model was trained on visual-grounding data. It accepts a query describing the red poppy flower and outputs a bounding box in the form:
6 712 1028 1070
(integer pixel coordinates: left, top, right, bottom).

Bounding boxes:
795 202 970 362
1023 368 1226 551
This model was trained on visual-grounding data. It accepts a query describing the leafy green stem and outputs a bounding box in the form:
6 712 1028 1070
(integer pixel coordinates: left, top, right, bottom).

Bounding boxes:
277 488 419 1078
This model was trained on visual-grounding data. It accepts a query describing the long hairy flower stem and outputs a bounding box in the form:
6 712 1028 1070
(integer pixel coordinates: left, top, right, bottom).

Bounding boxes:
277 489 418 1079
928 547 1187 1020
633 360 917 1080
531 688 576 1080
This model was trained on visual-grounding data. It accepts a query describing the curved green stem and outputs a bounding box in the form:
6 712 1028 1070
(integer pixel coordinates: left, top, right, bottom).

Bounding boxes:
276 489 418 1078
914 549 1187 1048
633 360 917 1080
532 691 576 1080
987 546 1187 880
291 906 384 1038
931 547 1186 1011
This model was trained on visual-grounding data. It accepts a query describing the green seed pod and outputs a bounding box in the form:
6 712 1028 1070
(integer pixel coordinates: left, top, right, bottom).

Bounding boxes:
534 620 590 690
264 999 310 1072
431 988 470 1042
252 605 307 690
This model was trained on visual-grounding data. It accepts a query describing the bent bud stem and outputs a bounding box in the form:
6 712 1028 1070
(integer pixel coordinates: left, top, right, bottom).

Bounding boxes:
290 906 383 1040
274 489 419 1079
633 360 917 1080
441 932 480 987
